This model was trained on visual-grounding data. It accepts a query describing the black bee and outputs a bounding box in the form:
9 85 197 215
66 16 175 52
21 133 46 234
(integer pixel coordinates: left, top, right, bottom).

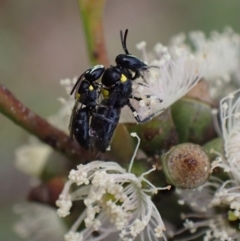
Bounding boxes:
89 30 157 152
70 30 160 152
70 65 105 96
69 65 106 150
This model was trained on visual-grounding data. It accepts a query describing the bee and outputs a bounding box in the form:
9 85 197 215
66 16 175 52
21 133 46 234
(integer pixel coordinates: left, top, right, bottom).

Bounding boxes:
69 65 105 150
89 30 158 152
69 30 160 152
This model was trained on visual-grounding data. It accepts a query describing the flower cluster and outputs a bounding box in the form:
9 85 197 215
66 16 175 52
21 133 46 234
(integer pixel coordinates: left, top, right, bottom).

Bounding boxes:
14 137 52 177
121 42 207 123
170 27 240 98
56 133 170 241
13 27 240 241
173 178 239 240
13 202 67 241
211 89 240 218
172 89 240 240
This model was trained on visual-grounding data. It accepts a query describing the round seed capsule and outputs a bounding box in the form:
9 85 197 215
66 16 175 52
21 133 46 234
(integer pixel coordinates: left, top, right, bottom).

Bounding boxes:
162 143 211 189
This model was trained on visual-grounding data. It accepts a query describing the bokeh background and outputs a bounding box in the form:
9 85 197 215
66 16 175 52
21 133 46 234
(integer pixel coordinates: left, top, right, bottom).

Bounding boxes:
1 0 240 239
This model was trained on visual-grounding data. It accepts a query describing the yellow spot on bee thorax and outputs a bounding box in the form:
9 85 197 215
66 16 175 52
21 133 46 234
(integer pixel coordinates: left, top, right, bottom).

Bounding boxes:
101 88 109 98
75 93 81 99
120 74 127 83
89 85 94 91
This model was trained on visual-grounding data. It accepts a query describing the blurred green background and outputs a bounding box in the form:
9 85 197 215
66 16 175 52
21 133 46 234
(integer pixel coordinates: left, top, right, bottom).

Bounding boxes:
1 0 240 240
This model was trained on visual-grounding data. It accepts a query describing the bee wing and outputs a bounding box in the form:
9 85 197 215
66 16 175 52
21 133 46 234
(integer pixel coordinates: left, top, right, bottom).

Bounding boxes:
68 100 81 140
87 127 101 156
89 140 99 157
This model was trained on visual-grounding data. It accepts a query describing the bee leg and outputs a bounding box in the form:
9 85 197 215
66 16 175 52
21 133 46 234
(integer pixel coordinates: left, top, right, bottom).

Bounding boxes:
96 104 111 109
127 101 165 124
131 70 141 80
91 112 115 123
127 101 146 123
139 109 166 123
130 95 163 103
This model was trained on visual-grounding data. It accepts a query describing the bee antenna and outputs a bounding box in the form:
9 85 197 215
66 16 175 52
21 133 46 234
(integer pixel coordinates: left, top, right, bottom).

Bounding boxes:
120 29 130 55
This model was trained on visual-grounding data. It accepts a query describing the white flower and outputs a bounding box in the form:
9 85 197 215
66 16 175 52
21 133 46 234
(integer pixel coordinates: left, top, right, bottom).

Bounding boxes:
173 89 240 240
15 137 52 177
171 27 240 98
189 27 240 83
173 178 239 240
220 89 240 182
60 77 78 96
174 213 238 241
56 133 170 241
120 43 206 123
14 202 66 241
210 89 240 216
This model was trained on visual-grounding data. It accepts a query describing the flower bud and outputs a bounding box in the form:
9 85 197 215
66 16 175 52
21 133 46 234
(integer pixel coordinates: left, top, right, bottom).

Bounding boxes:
162 143 211 189
203 137 224 161
171 97 216 144
15 143 51 177
203 138 229 180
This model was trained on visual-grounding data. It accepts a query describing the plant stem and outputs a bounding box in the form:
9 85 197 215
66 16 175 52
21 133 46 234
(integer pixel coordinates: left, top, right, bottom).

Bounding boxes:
77 0 109 66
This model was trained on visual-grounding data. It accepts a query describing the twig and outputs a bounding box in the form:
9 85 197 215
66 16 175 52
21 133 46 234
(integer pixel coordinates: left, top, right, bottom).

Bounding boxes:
77 0 109 66
0 84 92 161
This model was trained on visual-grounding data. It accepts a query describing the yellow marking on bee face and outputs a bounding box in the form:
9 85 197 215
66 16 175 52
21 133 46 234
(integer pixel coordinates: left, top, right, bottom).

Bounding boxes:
89 85 94 91
120 74 127 83
76 93 80 99
101 88 109 98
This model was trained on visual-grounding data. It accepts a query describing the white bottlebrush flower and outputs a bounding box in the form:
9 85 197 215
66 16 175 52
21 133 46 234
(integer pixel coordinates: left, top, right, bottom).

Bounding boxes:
14 202 66 241
173 214 238 241
210 89 240 217
173 177 239 240
60 77 78 96
220 89 240 181
172 90 240 240
120 42 206 123
189 27 240 82
56 133 171 241
15 137 52 177
171 27 240 98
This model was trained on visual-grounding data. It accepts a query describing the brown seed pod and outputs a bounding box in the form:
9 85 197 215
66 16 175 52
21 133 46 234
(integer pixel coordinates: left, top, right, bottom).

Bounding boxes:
162 143 211 189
